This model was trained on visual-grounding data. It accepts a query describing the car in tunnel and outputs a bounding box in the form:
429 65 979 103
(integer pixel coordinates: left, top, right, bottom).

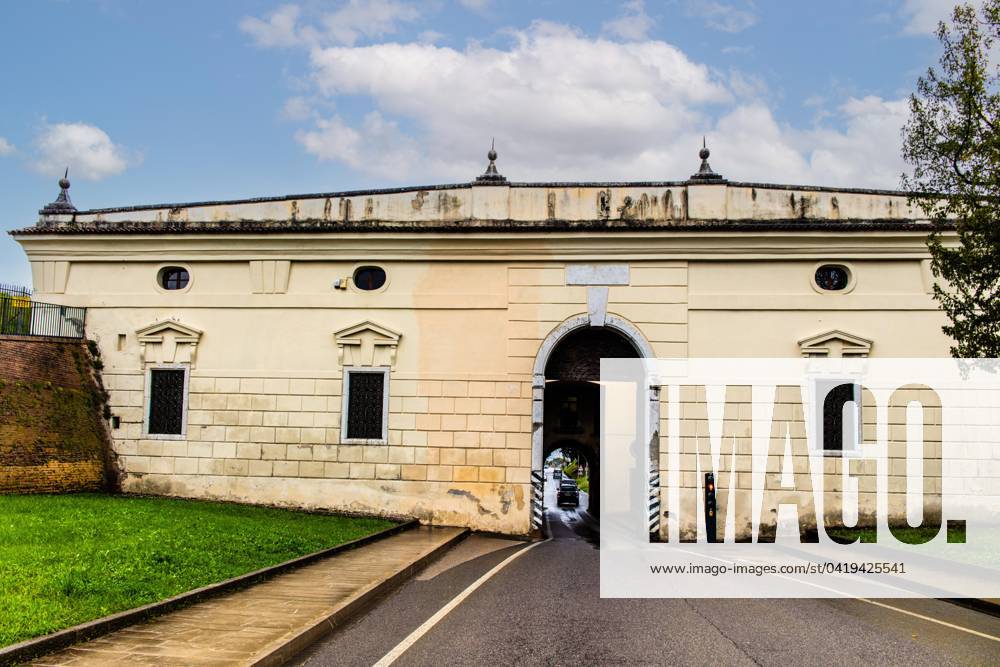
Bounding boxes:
556 478 579 507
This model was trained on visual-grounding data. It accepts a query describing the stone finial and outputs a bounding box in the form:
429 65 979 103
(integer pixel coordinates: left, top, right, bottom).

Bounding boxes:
689 137 723 181
475 138 507 184
41 168 77 214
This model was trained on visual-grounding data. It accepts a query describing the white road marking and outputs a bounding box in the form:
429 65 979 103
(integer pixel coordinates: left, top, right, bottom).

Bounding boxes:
854 598 1000 642
373 537 551 666
671 546 1000 643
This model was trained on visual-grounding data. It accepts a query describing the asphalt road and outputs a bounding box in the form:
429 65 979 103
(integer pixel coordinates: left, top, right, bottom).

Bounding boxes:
294 472 1000 666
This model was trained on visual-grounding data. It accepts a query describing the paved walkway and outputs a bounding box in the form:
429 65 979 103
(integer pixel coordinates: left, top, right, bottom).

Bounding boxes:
31 526 465 667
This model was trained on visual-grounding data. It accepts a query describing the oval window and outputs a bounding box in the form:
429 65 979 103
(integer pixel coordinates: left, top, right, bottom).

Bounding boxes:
159 266 190 291
815 265 850 291
353 266 386 291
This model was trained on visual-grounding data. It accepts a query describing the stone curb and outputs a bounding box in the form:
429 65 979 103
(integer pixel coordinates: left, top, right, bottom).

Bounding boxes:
0 518 421 666
248 526 470 667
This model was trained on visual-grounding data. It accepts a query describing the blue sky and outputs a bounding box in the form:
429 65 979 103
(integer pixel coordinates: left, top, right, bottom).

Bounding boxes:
0 0 963 287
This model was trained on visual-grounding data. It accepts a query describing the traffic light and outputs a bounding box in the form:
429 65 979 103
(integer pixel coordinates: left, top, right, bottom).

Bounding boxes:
705 472 717 543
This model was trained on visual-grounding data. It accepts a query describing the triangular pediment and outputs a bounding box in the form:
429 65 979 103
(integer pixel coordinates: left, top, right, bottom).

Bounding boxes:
334 320 401 343
798 329 872 357
136 319 203 343
333 321 401 368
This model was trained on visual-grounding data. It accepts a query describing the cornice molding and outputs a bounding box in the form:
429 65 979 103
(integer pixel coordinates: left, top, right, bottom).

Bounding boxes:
14 229 945 262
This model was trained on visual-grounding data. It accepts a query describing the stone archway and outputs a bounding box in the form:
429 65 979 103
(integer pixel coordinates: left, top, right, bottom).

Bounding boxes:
530 314 657 533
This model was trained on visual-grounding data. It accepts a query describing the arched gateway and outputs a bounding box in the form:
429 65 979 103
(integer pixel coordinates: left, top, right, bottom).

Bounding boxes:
530 314 659 533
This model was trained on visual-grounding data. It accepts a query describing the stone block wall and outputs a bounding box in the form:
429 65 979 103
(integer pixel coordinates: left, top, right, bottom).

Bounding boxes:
109 371 535 532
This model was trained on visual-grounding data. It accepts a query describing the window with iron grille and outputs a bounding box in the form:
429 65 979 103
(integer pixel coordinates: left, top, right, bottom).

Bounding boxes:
814 379 860 453
147 368 187 436
343 368 389 442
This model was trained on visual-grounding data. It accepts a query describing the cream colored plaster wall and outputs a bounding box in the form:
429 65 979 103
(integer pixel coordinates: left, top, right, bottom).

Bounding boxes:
73 261 510 377
506 264 688 376
689 311 952 358
687 259 951 357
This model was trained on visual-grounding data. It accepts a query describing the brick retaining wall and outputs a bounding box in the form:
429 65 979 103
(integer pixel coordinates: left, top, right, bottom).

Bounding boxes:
0 334 88 388
0 335 112 493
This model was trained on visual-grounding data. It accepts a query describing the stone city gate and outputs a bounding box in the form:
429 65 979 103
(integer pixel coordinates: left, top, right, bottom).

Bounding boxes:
12 145 954 536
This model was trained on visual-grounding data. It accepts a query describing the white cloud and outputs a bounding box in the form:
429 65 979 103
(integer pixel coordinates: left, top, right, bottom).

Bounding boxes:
282 96 315 121
300 21 731 181
32 122 133 181
321 0 420 46
418 29 445 43
602 0 655 42
709 96 909 187
899 1 1000 72
899 0 980 35
685 1 757 33
801 96 910 187
458 0 491 12
240 1 419 48
240 4 302 48
0 137 14 155
247 11 910 188
726 69 768 99
706 105 810 181
296 111 422 178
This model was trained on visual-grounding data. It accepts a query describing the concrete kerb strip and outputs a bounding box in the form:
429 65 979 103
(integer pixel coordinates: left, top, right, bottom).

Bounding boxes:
0 518 422 667
248 527 470 667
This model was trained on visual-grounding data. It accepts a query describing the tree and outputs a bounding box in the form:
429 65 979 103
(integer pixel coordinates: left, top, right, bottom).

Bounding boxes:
902 1 1000 357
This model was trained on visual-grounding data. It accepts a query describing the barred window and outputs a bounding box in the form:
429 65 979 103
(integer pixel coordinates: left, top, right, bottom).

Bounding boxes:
342 368 389 442
815 379 860 453
147 368 187 436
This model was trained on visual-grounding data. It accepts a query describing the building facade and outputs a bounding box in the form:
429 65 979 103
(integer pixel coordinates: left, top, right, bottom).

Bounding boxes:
11 148 952 537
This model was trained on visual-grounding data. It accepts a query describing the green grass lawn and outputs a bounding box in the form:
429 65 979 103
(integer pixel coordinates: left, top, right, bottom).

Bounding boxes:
827 524 999 569
0 493 396 647
826 525 964 544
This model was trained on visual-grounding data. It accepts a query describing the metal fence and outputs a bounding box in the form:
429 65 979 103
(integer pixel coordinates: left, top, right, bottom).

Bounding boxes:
0 284 86 338
0 283 30 298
